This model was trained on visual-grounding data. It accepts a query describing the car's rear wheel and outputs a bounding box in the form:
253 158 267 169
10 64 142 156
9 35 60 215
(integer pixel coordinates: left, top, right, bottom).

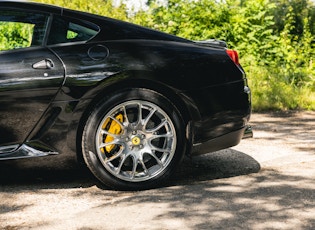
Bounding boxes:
81 88 186 190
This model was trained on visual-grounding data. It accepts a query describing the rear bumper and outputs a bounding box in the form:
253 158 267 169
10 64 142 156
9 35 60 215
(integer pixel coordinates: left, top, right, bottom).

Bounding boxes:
191 125 253 156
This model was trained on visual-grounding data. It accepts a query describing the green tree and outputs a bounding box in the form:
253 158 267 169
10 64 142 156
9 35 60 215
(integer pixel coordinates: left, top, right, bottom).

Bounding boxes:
34 0 128 20
134 0 232 41
270 0 315 36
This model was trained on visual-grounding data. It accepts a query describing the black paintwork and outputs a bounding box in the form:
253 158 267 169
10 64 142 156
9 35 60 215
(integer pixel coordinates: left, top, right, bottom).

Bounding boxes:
0 1 251 160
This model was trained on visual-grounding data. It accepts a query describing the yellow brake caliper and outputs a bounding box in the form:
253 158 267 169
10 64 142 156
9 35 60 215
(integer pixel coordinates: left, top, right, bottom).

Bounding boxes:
102 113 123 153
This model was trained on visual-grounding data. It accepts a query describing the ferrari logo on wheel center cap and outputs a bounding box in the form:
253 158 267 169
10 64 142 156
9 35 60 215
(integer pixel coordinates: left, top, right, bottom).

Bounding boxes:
132 136 141 146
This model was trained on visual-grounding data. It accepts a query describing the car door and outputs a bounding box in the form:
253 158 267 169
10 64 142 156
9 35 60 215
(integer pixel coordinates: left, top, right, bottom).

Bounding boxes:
0 9 65 152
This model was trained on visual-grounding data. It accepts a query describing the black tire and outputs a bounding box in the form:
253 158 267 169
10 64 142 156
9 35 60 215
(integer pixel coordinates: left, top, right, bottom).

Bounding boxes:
81 88 186 190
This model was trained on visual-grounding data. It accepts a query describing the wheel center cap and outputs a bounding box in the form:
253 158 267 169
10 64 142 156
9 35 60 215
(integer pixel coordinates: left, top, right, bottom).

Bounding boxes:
131 136 141 146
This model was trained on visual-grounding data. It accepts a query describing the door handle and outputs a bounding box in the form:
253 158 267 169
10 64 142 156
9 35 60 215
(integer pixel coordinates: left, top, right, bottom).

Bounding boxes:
32 59 54 69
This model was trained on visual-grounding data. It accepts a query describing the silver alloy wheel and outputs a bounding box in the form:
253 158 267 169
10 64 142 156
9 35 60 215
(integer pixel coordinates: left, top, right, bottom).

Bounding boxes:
95 100 177 182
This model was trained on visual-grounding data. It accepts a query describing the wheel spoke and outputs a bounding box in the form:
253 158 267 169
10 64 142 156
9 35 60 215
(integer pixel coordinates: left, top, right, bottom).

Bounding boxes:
122 105 130 125
146 151 164 167
116 154 128 175
143 107 157 127
149 119 168 133
131 157 138 179
100 129 120 139
105 147 125 163
139 158 149 176
136 103 142 126
99 138 123 148
109 115 124 129
150 132 173 140
151 145 171 154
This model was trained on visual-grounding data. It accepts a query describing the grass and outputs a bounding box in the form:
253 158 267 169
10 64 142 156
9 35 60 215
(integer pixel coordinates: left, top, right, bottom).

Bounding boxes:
244 62 315 111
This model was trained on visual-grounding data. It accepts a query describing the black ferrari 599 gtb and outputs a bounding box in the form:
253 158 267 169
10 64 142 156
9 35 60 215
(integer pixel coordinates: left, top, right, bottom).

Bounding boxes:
0 1 252 190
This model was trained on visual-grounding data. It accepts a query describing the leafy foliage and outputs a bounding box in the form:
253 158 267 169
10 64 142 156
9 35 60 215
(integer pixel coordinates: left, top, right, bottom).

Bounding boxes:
0 22 34 51
34 0 129 20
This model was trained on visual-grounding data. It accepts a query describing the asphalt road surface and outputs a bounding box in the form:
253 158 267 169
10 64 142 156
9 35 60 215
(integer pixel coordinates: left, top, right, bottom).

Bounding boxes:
1 111 314 230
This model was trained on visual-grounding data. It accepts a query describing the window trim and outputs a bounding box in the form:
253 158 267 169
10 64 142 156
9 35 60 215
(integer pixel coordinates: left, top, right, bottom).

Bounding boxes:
46 14 100 47
42 13 54 46
0 7 51 51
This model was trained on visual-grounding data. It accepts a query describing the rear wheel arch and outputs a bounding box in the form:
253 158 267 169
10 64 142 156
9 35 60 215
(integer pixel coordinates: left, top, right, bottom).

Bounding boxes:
75 76 198 158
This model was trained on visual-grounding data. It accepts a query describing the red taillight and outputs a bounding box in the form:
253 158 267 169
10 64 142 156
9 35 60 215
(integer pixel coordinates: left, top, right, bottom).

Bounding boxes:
226 49 240 65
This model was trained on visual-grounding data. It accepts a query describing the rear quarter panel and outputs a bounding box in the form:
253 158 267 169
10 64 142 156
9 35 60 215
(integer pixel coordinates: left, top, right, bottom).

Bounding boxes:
50 40 250 154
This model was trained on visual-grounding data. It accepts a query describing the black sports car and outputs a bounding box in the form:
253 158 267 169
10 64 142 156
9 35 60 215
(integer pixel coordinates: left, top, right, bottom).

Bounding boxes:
0 1 252 190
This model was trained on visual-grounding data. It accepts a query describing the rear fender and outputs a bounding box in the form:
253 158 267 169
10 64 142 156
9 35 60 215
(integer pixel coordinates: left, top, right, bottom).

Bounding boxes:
68 71 201 162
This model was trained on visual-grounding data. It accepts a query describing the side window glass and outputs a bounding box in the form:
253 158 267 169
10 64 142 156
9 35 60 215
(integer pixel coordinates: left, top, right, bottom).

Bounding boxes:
47 16 99 45
0 10 49 51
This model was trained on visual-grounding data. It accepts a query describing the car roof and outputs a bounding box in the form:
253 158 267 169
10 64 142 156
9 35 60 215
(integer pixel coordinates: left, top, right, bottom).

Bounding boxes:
0 0 62 14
